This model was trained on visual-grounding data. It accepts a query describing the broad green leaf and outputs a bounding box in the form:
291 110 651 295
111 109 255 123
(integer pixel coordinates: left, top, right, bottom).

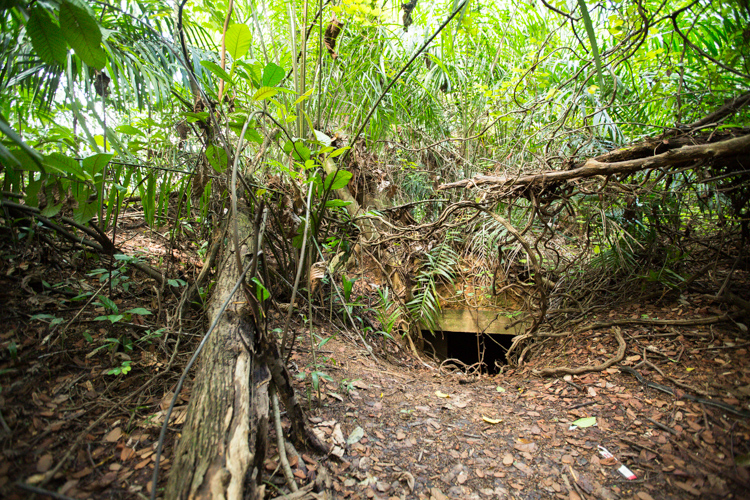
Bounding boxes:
25 178 42 207
571 416 597 428
206 144 228 173
251 278 270 302
126 308 152 315
253 86 278 101
329 147 350 158
97 295 117 312
40 203 63 218
0 144 20 168
283 140 310 161
116 125 145 136
96 314 124 323
73 201 99 224
325 199 352 208
225 23 252 60
244 127 263 144
183 111 209 122
293 88 315 106
262 62 285 87
45 152 87 179
27 7 68 66
314 129 332 147
324 170 352 191
200 60 232 84
59 0 106 69
81 153 113 176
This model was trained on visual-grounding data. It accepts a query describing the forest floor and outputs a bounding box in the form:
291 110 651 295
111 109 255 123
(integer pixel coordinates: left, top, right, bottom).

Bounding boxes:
1 219 749 500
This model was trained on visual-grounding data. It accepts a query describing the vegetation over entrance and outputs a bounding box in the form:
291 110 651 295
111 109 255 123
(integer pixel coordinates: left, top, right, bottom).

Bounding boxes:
1 0 749 498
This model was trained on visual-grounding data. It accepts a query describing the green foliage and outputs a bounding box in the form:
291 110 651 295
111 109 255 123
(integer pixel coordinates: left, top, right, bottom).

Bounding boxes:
107 360 132 376
58 0 106 69
407 233 460 332
375 287 401 340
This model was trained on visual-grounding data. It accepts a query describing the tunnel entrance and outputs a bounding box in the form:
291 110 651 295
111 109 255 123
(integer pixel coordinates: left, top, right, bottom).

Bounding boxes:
422 330 514 374
419 308 526 374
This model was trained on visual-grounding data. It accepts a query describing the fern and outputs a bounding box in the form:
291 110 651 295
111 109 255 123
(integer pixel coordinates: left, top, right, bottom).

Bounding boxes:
407 233 460 332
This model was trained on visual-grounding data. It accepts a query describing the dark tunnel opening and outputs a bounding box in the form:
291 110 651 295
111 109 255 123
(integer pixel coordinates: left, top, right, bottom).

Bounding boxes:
422 330 514 374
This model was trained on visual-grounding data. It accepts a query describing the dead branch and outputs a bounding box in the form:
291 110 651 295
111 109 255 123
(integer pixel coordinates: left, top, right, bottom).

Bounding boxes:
686 91 750 130
533 326 626 377
438 134 750 193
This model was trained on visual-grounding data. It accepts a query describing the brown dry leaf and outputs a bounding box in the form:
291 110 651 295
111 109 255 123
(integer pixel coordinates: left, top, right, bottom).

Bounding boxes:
430 487 449 500
457 471 468 484
90 471 117 490
514 440 537 453
134 458 151 470
396 430 406 440
637 492 656 500
674 480 701 495
105 427 122 443
476 469 485 478
120 447 135 461
72 467 93 479
352 380 369 389
503 453 514 466
513 461 532 475
36 454 53 473
398 471 415 491
327 392 344 402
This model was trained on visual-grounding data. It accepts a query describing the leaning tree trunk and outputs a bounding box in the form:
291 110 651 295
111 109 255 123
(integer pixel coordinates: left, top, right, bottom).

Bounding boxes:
167 211 327 500
166 212 267 500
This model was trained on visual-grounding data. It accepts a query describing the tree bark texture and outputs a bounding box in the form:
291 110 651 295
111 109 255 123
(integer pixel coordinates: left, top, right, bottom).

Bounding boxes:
166 212 269 500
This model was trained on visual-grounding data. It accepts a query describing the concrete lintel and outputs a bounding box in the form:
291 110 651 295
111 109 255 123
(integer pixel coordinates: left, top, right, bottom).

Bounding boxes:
424 308 525 335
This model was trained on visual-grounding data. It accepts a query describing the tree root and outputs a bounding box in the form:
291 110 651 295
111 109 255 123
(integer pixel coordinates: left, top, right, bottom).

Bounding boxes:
533 327 626 377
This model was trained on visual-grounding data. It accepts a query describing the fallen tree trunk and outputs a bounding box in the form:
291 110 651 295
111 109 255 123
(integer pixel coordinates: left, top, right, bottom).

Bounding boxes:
438 133 750 194
166 211 267 500
166 211 327 500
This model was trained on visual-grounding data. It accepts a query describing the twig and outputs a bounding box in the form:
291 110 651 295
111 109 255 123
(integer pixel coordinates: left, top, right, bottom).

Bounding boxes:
565 379 584 391
271 387 298 492
15 482 77 500
646 417 679 436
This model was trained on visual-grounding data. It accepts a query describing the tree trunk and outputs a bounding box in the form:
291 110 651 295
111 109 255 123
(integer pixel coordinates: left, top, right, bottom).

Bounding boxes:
167 211 327 500
166 212 269 500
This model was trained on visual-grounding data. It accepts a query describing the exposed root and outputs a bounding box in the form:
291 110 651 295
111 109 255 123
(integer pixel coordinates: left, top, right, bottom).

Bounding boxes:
533 327 626 377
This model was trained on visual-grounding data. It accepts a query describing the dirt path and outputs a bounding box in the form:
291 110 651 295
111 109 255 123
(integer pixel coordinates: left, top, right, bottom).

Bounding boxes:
283 318 750 500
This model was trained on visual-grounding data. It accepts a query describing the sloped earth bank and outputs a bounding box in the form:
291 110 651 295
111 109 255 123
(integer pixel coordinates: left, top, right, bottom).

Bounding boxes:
1 223 749 499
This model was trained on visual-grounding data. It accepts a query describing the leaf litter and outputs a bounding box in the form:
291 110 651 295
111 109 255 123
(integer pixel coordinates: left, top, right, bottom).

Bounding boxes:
1 218 749 500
